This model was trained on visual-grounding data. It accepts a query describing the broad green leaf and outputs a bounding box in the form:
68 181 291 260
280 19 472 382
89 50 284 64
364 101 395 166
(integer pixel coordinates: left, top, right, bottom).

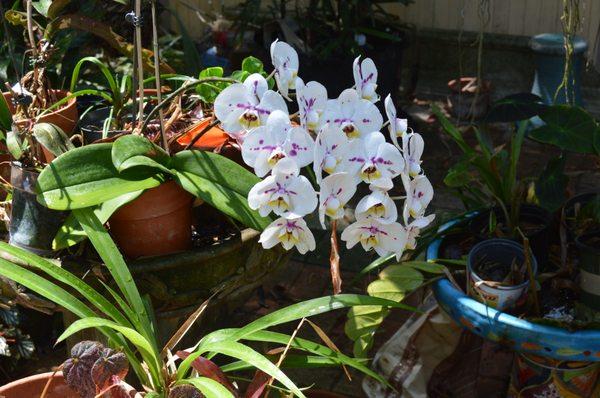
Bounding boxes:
444 160 470 188
32 123 74 157
0 92 12 131
535 156 568 213
178 378 234 398
174 170 269 231
47 0 71 19
32 0 52 17
53 190 143 249
111 135 171 173
376 266 424 291
241 56 264 74
188 341 305 398
199 67 224 78
403 261 448 274
529 105 600 154
36 143 163 210
484 93 546 123
196 67 226 102
230 70 250 82
6 127 24 159
0 241 131 328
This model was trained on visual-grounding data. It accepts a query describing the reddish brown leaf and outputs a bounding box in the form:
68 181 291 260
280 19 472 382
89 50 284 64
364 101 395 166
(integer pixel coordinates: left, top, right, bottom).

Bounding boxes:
244 370 270 398
91 348 129 393
176 351 237 395
169 384 205 398
63 340 103 397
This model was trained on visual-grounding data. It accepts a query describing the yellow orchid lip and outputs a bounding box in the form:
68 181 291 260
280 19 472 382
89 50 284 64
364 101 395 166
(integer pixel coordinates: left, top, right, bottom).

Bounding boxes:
325 205 340 217
278 230 299 244
268 196 289 210
366 203 386 217
342 124 360 139
360 166 381 182
360 235 378 247
239 111 261 129
268 152 286 166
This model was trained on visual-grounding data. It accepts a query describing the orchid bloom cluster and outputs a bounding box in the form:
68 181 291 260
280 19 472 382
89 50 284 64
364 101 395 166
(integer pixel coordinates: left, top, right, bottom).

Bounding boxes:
214 40 434 261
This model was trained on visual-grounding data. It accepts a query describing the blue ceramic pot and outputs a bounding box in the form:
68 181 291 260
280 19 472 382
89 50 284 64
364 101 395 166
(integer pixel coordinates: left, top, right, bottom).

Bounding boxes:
428 215 600 362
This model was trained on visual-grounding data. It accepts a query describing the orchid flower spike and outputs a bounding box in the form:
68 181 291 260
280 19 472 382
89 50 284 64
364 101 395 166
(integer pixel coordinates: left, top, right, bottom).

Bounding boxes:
242 110 314 177
313 124 350 184
403 175 434 223
344 131 405 189
353 56 378 102
403 132 425 177
296 77 328 132
260 217 316 254
355 188 398 225
384 94 408 149
341 219 407 258
214 76 287 137
270 40 299 98
321 89 383 140
248 157 317 219
318 172 357 229
405 214 435 251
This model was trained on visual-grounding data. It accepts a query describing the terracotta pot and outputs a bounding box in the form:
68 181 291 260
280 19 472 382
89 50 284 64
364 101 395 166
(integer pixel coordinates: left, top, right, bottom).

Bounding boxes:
176 118 244 165
0 371 77 398
3 89 79 134
108 180 193 258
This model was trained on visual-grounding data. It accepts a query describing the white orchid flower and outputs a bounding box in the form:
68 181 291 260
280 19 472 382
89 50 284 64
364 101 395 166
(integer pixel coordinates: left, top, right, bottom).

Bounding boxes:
214 81 287 136
260 217 316 254
270 40 299 98
321 89 383 140
344 131 405 189
313 124 349 183
242 110 314 177
296 77 328 132
341 219 407 258
318 173 357 228
384 94 408 149
353 56 378 102
403 132 424 177
243 73 268 101
248 158 317 219
403 175 434 222
355 188 398 224
405 214 435 250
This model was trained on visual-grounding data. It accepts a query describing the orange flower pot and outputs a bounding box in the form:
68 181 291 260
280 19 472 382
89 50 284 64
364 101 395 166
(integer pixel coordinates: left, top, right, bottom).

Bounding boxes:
108 180 194 258
0 372 77 398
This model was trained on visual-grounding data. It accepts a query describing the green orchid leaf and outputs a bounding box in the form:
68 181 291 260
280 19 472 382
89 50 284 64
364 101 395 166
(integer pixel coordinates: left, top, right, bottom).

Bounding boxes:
172 150 270 230
6 127 25 160
530 105 600 154
0 92 12 131
484 93 546 123
111 134 171 173
535 155 568 213
53 190 143 250
32 123 75 157
36 143 163 210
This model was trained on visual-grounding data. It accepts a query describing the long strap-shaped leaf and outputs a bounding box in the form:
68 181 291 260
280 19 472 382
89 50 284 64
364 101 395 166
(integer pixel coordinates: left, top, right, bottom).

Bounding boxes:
180 341 305 398
0 241 131 328
73 208 158 354
177 377 235 398
0 258 148 386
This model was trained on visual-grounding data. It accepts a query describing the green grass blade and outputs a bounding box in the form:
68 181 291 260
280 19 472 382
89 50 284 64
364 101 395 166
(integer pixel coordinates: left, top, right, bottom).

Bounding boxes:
178 378 235 398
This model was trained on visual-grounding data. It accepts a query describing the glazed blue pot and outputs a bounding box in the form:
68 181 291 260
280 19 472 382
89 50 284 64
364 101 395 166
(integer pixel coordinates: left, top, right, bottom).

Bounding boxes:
428 215 600 362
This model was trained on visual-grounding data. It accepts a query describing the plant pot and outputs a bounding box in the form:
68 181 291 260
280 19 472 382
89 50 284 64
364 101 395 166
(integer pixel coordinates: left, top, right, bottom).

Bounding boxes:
575 231 600 311
175 118 243 164
565 192 600 239
3 89 79 134
0 371 76 398
508 353 600 397
467 239 537 311
9 162 68 256
79 106 128 144
447 77 492 120
469 205 552 270
428 215 600 362
108 180 193 258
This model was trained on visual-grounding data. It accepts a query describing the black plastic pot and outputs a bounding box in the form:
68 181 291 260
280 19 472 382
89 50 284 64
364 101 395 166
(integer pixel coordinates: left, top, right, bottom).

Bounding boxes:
79 106 127 144
469 205 553 270
575 230 600 311
467 238 537 310
9 163 68 256
564 192 600 239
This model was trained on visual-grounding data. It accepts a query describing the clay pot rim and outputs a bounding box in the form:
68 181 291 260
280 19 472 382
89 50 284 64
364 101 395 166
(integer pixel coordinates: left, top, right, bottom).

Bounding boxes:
0 371 66 394
3 89 77 124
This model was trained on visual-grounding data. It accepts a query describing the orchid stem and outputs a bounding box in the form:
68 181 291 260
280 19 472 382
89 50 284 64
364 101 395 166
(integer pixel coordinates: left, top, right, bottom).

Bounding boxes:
330 220 342 294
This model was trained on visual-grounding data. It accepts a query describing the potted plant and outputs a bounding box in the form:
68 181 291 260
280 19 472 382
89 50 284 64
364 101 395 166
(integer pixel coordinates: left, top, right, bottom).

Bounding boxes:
0 211 413 397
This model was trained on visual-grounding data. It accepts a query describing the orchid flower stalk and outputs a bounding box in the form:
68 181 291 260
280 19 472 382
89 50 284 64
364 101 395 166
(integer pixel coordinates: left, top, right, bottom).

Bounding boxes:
213 41 435 294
